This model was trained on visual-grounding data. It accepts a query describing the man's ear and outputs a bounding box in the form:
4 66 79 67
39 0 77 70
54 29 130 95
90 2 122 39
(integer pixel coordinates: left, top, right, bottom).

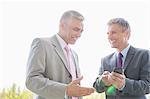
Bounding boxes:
59 21 65 30
127 32 131 40
124 31 130 40
126 32 130 40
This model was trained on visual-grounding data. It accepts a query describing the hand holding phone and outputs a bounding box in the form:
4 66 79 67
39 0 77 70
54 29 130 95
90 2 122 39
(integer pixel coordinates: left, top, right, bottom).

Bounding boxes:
113 67 124 74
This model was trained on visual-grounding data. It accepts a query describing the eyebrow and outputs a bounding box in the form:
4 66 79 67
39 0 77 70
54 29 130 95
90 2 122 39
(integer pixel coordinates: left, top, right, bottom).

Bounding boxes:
73 27 83 32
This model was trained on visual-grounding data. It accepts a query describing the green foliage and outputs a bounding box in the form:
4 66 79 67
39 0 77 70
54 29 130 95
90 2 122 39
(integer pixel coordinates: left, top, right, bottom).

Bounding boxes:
0 84 150 99
0 83 33 99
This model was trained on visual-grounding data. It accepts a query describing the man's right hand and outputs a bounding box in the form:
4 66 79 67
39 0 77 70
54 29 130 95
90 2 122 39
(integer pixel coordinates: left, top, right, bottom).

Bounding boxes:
66 76 95 97
101 71 113 86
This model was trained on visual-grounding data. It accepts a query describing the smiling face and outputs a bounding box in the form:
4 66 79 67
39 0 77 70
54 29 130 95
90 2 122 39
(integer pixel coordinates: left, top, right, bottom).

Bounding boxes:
59 17 84 44
107 24 129 52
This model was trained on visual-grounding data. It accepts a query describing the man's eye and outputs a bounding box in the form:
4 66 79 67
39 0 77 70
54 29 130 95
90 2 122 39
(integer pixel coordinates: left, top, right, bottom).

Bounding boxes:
73 28 81 32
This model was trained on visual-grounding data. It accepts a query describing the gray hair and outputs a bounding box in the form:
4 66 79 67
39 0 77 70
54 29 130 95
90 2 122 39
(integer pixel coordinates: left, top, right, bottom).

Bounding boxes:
107 18 131 33
60 10 84 23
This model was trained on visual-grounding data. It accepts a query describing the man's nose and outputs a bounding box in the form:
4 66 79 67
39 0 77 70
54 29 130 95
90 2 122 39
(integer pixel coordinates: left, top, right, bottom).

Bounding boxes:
76 32 81 38
108 33 111 39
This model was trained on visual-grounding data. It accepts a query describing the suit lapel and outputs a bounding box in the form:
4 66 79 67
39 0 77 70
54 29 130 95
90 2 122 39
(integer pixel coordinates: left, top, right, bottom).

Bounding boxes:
123 46 135 70
50 35 80 78
71 50 80 78
50 35 71 74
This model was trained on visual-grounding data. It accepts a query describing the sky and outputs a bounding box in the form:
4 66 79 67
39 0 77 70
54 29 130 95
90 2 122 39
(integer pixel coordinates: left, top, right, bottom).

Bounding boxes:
0 0 150 95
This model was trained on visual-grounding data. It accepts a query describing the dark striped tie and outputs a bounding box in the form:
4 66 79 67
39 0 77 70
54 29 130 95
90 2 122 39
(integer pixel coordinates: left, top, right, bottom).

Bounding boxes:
116 52 123 99
117 52 123 67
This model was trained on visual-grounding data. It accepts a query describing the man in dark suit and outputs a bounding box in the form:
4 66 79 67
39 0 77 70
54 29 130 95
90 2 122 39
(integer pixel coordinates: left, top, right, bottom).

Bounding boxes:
93 18 150 99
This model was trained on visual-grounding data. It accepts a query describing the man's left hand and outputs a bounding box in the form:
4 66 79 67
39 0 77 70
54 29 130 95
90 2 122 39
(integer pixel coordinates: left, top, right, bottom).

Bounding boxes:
110 72 126 90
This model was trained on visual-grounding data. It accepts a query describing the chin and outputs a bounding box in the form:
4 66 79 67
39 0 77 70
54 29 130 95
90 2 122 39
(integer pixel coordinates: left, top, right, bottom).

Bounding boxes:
70 42 76 45
71 40 77 44
111 45 116 48
72 42 76 45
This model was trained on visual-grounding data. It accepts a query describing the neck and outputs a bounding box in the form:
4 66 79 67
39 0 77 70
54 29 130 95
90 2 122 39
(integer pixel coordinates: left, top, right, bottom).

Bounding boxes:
117 43 128 52
58 32 68 45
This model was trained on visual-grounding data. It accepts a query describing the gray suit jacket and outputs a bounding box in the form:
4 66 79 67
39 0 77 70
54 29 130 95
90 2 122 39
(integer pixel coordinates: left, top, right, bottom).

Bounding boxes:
93 46 150 99
26 35 81 99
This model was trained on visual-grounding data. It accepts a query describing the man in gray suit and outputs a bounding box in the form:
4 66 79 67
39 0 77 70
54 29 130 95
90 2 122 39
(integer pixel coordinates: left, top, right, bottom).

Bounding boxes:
26 10 94 99
93 18 150 99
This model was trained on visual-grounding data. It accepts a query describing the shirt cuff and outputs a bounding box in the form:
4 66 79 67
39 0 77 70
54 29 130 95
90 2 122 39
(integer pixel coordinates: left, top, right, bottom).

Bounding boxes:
118 82 125 91
98 76 106 87
64 89 68 99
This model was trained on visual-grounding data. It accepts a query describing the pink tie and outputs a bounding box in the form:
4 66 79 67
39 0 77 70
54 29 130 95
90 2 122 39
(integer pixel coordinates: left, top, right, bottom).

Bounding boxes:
64 45 78 99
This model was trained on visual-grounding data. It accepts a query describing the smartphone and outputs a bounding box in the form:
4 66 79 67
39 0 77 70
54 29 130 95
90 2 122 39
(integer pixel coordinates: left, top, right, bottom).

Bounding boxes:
113 67 124 74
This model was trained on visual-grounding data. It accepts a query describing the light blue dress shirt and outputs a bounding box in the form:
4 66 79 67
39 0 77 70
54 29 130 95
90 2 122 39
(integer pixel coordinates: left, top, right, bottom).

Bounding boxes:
115 44 130 90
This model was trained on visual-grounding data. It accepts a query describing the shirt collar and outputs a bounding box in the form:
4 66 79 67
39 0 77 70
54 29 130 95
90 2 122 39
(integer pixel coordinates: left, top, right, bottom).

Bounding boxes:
116 44 130 58
56 34 68 49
